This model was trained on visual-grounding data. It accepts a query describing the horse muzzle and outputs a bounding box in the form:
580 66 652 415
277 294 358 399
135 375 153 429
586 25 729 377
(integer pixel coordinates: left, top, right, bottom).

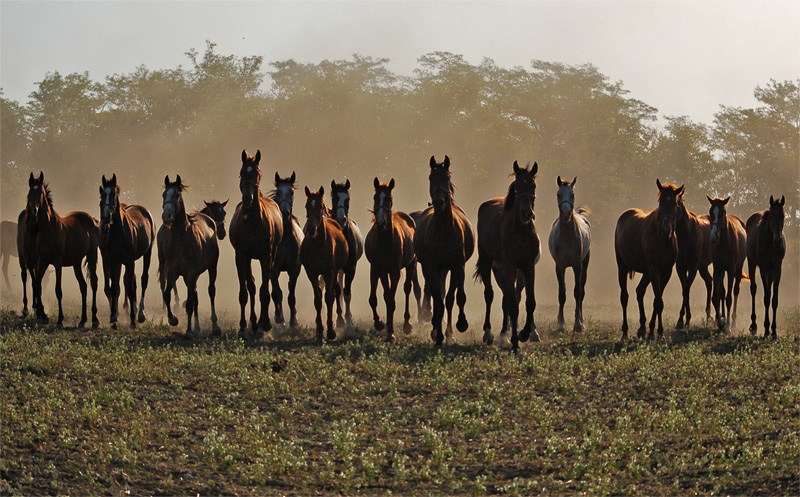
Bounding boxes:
216 223 227 240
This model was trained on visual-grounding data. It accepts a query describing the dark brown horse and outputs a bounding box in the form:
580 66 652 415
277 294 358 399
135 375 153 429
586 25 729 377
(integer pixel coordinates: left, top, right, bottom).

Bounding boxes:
408 209 430 321
269 171 303 328
158 175 220 338
26 172 100 328
300 186 348 342
615 180 684 339
746 195 786 338
413 156 475 346
98 174 155 329
365 178 418 341
16 210 39 317
330 179 364 328
707 196 747 332
475 161 540 351
228 150 284 338
674 194 713 328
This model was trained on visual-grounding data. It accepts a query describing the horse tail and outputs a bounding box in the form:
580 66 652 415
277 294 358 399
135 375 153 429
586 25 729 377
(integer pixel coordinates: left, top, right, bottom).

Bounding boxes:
628 271 635 280
575 206 591 216
473 252 491 283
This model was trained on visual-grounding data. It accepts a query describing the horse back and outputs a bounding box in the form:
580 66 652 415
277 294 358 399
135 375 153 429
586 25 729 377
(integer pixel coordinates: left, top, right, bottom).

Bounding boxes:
230 196 284 259
58 211 99 266
122 204 156 257
614 208 651 273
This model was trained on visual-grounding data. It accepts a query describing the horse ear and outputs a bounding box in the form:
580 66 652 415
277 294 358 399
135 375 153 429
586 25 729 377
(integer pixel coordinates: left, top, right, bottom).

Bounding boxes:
275 172 280 184
304 186 311 197
111 173 116 184
38 171 44 182
102 174 107 184
780 195 785 206
706 194 713 204
165 175 170 186
176 175 182 186
222 199 229 207
531 162 538 176
389 178 395 190
29 172 34 186
429 156 437 168
99 185 104 195
556 175 562 186
769 195 775 205
571 176 577 187
677 184 685 197
656 178 663 191
319 185 325 196
290 171 296 184
723 196 730 205
374 177 380 189
345 179 350 190
204 200 211 207
514 161 521 175
331 180 336 191
444 155 450 168
255 150 261 164
241 149 248 162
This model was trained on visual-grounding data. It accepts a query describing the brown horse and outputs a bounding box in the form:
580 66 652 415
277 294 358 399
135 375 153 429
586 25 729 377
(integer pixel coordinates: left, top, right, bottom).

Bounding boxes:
475 161 540 351
228 150 284 338
413 156 475 346
300 186 348 342
16 210 40 317
365 178 418 341
98 174 155 329
674 194 713 328
408 209 430 321
330 179 364 328
26 172 100 328
158 175 220 338
615 179 684 340
707 196 747 332
746 195 786 338
269 171 303 328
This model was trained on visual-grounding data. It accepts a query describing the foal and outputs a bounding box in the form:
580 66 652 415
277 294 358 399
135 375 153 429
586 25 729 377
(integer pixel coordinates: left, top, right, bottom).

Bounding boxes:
365 178 417 341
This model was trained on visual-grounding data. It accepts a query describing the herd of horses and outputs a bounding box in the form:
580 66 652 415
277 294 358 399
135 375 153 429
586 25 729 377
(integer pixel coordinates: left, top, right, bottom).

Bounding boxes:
4 151 787 350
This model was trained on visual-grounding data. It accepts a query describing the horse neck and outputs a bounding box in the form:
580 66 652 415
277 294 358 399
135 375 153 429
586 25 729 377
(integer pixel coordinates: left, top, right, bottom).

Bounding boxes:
172 198 190 231
433 201 455 227
37 199 59 232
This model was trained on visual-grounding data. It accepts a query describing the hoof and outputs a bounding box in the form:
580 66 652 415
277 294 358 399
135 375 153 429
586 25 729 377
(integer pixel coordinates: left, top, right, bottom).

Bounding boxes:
482 331 494 345
402 322 413 334
274 313 285 325
445 334 456 346
749 323 757 334
374 320 385 331
183 331 197 341
138 312 146 324
336 317 345 329
519 327 531 343
573 322 585 333
254 328 266 340
168 315 179 327
92 320 100 329
637 327 646 339
111 322 118 330
22 307 28 317
385 333 395 343
129 322 137 330
529 330 541 342
56 322 64 330
78 321 87 329
456 315 468 333
211 324 222 337
326 329 337 341
499 333 511 349
675 319 684 330
238 329 249 340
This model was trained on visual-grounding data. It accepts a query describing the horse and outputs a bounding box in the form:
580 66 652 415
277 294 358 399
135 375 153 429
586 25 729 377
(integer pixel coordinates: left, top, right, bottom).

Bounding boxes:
158 175 220 338
413 155 475 346
15 210 40 317
228 149 284 338
706 196 747 332
25 171 100 328
269 171 303 328
365 178 418 341
300 186 348 342
547 175 591 333
98 174 155 329
614 179 684 340
330 179 364 328
1 220 18 288
408 209 430 321
674 194 713 329
475 160 540 351
746 195 786 338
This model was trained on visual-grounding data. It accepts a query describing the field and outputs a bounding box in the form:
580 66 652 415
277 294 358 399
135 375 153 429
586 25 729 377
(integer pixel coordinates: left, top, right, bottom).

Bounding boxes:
1 302 798 496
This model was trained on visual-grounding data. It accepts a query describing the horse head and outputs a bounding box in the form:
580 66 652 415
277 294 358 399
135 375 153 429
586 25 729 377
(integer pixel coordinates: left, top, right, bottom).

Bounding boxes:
706 195 730 245
330 179 352 228
203 199 229 240
273 171 297 221
656 179 684 238
27 171 47 224
239 149 262 209
768 195 786 245
304 186 327 237
162 175 186 226
99 173 120 230
428 155 454 212
372 177 395 230
509 160 537 224
556 174 576 224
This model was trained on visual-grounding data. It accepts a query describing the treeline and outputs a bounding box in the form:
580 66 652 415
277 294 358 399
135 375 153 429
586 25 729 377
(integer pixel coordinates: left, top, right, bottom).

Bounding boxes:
1 42 798 230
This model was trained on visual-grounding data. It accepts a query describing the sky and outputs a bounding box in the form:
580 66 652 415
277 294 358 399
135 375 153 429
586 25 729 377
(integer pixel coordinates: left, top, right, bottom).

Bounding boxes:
1 0 798 125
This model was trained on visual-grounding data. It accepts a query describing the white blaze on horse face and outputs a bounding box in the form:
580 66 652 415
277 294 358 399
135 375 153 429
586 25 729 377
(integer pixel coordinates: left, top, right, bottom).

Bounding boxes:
336 192 348 221
710 205 720 240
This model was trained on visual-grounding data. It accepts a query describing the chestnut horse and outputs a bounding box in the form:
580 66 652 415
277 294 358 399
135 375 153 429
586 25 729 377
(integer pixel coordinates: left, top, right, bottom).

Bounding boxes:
746 195 786 338
707 196 747 332
615 180 683 340
330 179 364 328
228 150 284 338
475 161 540 351
365 178 418 341
98 174 155 329
269 171 303 328
158 175 220 338
300 186 348 342
26 172 100 328
414 156 475 346
548 175 591 333
674 194 713 328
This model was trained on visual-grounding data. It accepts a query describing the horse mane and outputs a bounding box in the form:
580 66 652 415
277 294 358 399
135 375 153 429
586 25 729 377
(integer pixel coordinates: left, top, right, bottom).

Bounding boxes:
575 206 591 216
503 183 516 211
43 183 54 208
656 182 681 198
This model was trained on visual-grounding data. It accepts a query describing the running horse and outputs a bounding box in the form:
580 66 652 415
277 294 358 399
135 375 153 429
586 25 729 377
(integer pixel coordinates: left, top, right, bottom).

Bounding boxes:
269 171 303 328
228 149 284 338
300 186 348 342
475 161 540 350
98 174 155 329
614 179 683 340
746 195 786 338
706 196 747 332
158 175 220 338
330 179 364 328
414 156 474 346
25 172 100 328
548 175 591 333
365 178 418 341
674 193 713 328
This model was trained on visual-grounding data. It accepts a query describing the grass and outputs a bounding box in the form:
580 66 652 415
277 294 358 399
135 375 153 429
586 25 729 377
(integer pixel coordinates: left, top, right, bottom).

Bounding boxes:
1 303 798 496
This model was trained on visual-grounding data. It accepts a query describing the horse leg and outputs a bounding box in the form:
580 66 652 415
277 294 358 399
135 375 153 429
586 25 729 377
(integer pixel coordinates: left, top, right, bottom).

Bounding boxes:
110 263 122 328
163 273 179 326
20 256 28 316
477 256 494 343
572 260 585 332
683 267 698 329
308 272 324 342
402 265 413 334
675 266 688 329
653 267 672 339
257 260 273 337
209 261 220 336
53 264 64 328
577 252 590 332
271 272 285 324
444 271 456 344
699 265 713 323
427 266 444 346
73 264 88 328
138 248 151 323
410 261 423 321
454 264 468 334
184 277 198 338
724 270 735 333
247 274 257 333
617 262 629 339
519 265 538 344
555 263 566 332
384 271 399 342
712 264 725 330
732 272 742 328
325 272 337 341
287 266 300 328
748 257 758 334
124 263 137 329
88 252 99 329
335 271 345 328
343 266 357 329
635 274 650 339
770 268 781 338
369 265 384 331
235 254 250 336
501 267 521 352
